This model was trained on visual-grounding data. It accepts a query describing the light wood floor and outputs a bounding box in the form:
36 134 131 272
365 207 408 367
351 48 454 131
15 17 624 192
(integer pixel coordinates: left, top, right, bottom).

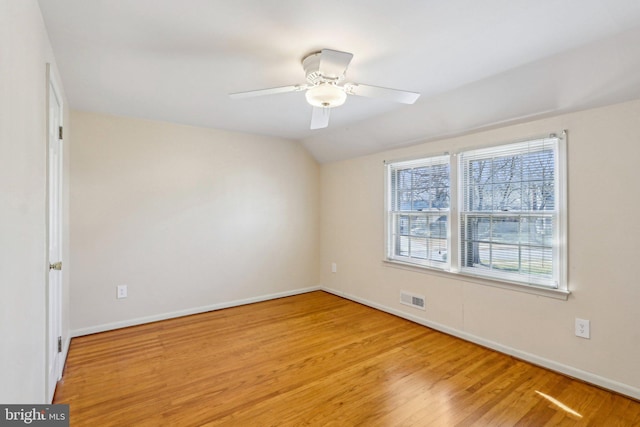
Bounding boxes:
54 291 640 426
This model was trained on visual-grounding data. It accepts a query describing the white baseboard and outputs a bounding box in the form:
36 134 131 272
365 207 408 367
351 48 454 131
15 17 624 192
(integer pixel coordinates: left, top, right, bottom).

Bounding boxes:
321 286 640 401
68 285 639 401
61 336 71 373
50 335 71 403
71 286 321 338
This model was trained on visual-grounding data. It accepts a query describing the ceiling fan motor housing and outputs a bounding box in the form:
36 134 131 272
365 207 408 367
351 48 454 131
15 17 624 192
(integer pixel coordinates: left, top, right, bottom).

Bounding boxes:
302 51 344 84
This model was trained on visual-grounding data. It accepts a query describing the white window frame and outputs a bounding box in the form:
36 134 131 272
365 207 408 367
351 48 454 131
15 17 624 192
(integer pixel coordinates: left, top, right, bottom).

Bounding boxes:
385 155 451 270
385 132 568 298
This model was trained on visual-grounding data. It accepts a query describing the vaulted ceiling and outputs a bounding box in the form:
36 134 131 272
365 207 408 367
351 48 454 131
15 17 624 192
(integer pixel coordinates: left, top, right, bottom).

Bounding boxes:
38 0 640 162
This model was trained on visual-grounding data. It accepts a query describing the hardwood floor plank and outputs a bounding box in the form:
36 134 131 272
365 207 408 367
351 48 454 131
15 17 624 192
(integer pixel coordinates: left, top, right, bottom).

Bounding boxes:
54 291 640 426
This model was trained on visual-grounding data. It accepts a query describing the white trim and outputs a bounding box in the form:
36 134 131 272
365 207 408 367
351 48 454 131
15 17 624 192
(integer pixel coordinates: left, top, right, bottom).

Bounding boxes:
61 336 71 373
382 259 570 300
67 286 637 400
384 151 451 166
321 286 639 401
71 286 321 337
557 131 569 292
50 336 72 403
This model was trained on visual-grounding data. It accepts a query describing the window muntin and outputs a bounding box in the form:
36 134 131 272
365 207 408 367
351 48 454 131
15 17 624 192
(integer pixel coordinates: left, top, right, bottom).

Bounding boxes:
385 135 565 291
387 156 450 269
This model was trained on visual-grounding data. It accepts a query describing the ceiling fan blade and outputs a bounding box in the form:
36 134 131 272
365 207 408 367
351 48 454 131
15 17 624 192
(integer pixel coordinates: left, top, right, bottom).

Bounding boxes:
229 84 307 99
344 83 420 104
310 107 330 130
318 49 354 79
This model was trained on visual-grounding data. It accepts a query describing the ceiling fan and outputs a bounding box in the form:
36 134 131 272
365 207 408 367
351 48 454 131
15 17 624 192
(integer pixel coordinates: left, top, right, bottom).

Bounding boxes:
229 49 421 130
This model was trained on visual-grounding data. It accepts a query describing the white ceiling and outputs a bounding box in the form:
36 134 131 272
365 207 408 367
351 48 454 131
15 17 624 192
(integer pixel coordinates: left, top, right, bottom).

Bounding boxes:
38 0 640 162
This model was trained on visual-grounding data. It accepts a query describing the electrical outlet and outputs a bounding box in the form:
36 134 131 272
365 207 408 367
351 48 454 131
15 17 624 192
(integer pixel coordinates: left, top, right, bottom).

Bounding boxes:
575 318 590 339
117 285 128 299
331 262 337 273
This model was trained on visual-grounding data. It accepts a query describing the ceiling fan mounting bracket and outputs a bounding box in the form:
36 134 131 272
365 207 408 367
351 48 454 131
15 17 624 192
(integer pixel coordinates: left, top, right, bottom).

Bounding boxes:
302 51 345 85
301 51 322 74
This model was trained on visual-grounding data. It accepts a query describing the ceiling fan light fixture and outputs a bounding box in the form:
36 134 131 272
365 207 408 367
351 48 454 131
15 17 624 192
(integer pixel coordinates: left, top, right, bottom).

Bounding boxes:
305 83 347 108
229 48 420 129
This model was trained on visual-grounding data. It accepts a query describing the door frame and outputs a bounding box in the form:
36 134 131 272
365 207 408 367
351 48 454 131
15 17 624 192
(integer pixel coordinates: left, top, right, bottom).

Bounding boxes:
46 63 64 403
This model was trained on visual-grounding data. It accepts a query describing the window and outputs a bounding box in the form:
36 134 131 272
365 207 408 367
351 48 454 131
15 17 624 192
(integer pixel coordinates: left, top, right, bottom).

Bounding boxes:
386 134 566 292
459 137 563 288
386 155 450 269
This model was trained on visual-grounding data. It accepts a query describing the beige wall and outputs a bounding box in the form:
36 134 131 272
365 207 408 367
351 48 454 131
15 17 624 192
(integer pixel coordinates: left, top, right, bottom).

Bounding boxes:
320 99 640 397
0 0 71 403
70 111 320 332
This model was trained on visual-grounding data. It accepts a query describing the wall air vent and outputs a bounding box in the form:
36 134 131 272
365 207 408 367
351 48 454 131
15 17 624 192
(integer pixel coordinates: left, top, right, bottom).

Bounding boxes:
400 291 426 310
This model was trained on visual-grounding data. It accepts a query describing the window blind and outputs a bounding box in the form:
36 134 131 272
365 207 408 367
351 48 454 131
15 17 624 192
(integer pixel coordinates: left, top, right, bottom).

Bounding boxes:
459 137 560 287
387 155 450 269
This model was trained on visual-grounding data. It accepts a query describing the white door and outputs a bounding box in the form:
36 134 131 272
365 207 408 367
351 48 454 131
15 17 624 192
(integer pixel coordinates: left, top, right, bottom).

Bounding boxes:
47 68 63 402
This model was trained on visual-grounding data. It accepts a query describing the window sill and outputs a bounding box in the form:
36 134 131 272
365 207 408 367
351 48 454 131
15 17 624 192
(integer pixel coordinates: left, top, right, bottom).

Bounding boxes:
382 259 570 301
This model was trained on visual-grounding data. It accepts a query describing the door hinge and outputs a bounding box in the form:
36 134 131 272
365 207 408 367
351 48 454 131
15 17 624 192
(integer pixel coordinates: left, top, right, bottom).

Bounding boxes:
57 336 62 353
58 126 63 140
49 261 62 271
